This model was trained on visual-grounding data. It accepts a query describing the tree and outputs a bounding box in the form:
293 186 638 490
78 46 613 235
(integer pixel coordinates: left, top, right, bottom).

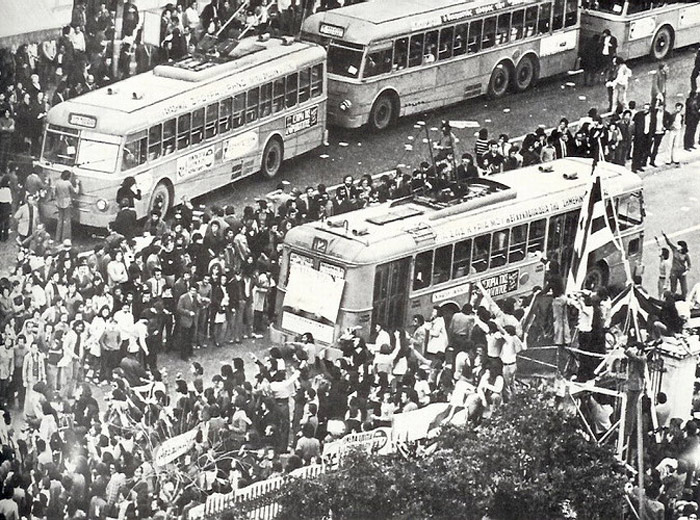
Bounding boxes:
278 389 625 520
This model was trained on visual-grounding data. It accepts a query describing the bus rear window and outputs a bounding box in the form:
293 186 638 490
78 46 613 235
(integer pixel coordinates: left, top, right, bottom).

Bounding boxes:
328 44 362 78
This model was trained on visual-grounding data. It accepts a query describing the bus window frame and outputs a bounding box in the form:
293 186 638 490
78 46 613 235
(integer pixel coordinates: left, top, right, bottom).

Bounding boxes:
247 86 260 124
148 124 162 161
439 25 454 60
468 19 482 54
219 97 233 133
298 68 312 103
363 47 393 78
177 113 191 150
490 229 510 269
454 23 468 56
122 130 147 172
233 93 246 129
191 107 205 145
162 118 176 156
473 233 491 273
538 2 552 34
509 223 529 263
393 37 409 70
497 12 512 45
511 9 525 41
311 63 324 97
286 72 299 109
413 249 433 290
408 33 425 68
525 5 538 37
433 244 453 285
452 238 472 279
552 0 566 31
205 102 219 140
527 218 547 254
260 82 273 118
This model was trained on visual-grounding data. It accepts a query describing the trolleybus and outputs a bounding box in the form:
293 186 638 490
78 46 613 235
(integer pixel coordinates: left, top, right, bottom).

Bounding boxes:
581 0 700 60
302 0 581 130
272 158 645 345
37 36 327 229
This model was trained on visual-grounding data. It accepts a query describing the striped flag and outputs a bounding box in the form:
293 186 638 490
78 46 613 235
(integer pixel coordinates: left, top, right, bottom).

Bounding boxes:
608 284 662 335
565 171 620 293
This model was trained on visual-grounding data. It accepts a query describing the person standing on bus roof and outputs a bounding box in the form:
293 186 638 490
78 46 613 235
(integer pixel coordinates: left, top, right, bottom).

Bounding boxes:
53 170 80 243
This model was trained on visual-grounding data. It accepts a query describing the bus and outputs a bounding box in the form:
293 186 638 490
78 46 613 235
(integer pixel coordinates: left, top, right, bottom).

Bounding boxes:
37 36 327 229
271 158 644 346
580 0 700 60
301 0 580 131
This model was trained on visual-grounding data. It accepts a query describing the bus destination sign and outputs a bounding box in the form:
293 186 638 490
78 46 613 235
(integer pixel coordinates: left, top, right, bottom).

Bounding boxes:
285 105 319 136
319 23 345 38
69 113 97 129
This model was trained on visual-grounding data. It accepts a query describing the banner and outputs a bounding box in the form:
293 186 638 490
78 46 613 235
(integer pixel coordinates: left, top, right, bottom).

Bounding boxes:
391 403 450 443
322 428 392 469
153 427 199 467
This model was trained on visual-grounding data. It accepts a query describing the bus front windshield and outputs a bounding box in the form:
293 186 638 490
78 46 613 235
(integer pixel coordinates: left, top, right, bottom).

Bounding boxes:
43 125 79 166
43 126 119 173
327 43 363 78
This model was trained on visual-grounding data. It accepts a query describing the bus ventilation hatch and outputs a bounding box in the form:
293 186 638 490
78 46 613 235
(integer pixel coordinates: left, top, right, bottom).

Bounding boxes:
404 222 436 246
366 206 424 225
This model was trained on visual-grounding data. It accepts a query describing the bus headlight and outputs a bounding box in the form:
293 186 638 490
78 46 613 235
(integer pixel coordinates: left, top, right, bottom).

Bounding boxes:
95 199 108 211
339 100 352 111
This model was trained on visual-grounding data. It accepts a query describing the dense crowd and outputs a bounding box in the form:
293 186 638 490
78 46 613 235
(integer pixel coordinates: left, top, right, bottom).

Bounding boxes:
1 3 700 519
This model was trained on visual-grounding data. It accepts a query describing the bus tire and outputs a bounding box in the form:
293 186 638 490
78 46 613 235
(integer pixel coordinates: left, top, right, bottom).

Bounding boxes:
487 63 511 99
651 26 673 61
149 181 172 217
584 264 608 292
368 92 396 132
261 137 283 179
513 55 537 92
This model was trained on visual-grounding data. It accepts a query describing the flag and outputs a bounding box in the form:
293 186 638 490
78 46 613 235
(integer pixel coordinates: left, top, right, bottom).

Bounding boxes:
566 171 620 293
608 284 662 335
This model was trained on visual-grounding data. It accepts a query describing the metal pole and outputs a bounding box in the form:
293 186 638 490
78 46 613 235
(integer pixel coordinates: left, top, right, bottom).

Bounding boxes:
636 392 645 520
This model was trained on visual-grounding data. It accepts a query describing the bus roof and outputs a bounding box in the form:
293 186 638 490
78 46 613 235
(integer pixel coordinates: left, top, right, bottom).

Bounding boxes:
284 158 642 266
46 37 326 136
303 0 536 44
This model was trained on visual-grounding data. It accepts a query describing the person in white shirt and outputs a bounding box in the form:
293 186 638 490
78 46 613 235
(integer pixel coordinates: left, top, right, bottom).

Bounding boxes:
609 57 632 109
426 306 448 357
688 281 700 318
477 366 504 418
655 238 673 298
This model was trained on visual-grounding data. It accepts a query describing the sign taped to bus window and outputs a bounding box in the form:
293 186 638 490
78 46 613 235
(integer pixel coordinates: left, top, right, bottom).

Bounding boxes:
223 131 258 161
177 145 215 178
281 311 335 344
285 105 319 136
432 283 471 303
69 113 97 129
628 18 656 41
319 23 345 38
480 269 520 297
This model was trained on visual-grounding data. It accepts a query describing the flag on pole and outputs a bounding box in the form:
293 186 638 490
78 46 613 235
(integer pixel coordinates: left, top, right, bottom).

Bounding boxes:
565 170 621 293
608 284 662 336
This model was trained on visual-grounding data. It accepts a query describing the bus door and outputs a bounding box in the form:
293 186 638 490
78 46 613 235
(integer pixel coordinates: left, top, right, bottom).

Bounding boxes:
373 258 410 331
546 209 580 275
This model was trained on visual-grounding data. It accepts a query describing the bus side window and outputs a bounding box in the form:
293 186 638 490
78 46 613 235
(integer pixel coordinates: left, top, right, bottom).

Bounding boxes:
219 97 232 133
424 30 438 64
408 33 424 68
482 16 497 49
509 224 528 263
527 218 546 254
413 250 433 290
311 64 323 97
453 23 468 56
162 118 176 156
433 244 453 285
473 234 490 273
364 49 392 78
553 0 565 31
286 73 298 109
273 78 286 113
177 113 190 150
298 69 311 103
538 3 552 34
439 26 454 60
122 133 146 171
247 87 259 123
393 37 408 70
564 0 578 27
511 9 525 41
191 108 205 145
468 20 482 54
490 230 509 268
260 82 273 118
616 192 643 231
205 102 219 140
452 239 472 279
546 214 564 264
148 124 162 161
233 93 246 128
525 6 538 37
496 13 511 45
561 210 579 271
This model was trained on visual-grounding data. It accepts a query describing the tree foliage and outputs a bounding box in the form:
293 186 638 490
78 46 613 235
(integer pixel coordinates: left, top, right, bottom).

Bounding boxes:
278 389 625 520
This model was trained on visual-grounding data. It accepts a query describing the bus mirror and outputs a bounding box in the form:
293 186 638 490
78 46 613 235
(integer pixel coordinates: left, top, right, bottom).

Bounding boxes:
281 36 295 46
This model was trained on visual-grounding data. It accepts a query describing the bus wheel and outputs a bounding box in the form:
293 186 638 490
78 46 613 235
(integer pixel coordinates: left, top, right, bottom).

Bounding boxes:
261 137 283 179
584 264 608 292
149 182 172 217
514 56 536 92
487 63 511 99
651 26 673 60
369 93 395 132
